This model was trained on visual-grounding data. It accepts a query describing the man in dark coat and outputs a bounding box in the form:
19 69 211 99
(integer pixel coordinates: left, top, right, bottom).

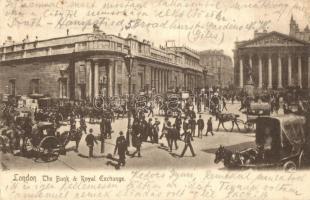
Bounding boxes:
180 130 196 157
105 118 112 139
146 118 153 143
197 115 204 138
152 118 160 144
99 117 106 153
206 117 214 136
114 131 127 166
131 132 142 157
189 117 196 137
85 128 97 158
170 124 178 151
175 115 182 140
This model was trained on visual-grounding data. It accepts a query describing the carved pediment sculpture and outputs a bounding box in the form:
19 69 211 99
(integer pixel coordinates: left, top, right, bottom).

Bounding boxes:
240 32 308 48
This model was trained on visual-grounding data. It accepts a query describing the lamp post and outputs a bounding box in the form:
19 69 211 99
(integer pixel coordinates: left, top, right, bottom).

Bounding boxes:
209 87 213 111
125 50 134 136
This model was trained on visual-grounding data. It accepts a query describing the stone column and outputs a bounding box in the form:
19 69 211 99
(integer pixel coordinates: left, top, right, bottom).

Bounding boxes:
288 55 292 87
151 68 153 89
298 55 302 88
268 55 272 89
158 69 161 93
108 59 115 97
239 58 243 88
308 56 310 88
94 61 99 97
249 55 253 69
86 60 92 100
258 55 263 88
160 70 165 92
277 54 283 88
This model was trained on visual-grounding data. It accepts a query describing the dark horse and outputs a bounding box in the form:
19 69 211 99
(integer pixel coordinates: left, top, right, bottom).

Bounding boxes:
215 112 241 132
214 145 257 169
59 128 83 152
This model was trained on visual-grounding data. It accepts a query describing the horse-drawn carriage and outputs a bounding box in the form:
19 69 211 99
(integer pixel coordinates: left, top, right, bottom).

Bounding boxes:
215 115 309 170
24 122 62 162
242 102 271 132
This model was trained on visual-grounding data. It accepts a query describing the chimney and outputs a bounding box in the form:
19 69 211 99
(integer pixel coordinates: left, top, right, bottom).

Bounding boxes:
67 29 69 36
133 35 137 40
127 33 132 38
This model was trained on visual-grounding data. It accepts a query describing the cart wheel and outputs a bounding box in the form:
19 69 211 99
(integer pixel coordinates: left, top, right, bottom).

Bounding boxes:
298 150 304 168
244 122 254 132
39 136 60 162
283 161 297 171
59 131 70 147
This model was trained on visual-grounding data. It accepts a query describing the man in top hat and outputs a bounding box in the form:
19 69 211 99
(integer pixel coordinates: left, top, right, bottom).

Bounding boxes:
114 131 127 166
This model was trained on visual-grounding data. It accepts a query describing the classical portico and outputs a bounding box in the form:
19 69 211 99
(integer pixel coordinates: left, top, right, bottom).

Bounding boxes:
76 57 118 100
234 31 310 90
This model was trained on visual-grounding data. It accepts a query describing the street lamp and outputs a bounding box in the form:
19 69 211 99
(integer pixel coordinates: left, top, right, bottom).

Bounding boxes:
124 49 134 135
208 87 213 111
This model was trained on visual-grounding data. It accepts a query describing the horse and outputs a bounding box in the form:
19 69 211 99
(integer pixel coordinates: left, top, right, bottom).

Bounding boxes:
112 106 127 119
214 145 244 169
59 128 83 152
215 112 241 132
214 145 258 169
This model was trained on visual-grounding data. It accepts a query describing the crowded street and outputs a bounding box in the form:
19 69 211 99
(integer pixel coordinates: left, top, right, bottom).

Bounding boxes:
1 101 256 171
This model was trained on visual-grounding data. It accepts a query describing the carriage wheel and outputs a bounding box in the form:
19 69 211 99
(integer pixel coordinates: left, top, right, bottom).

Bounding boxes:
59 132 71 147
244 122 254 133
39 136 60 162
283 161 297 171
298 150 305 168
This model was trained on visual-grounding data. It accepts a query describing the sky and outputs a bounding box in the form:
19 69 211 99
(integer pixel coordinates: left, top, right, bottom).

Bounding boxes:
0 0 309 58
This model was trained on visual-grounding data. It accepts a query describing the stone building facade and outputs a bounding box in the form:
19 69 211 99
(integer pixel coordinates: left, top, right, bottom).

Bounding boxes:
0 26 203 101
234 19 310 90
199 50 234 88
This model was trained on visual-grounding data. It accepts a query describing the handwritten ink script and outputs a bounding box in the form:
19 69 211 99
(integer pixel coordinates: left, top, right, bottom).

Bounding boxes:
2 0 309 45
0 170 308 200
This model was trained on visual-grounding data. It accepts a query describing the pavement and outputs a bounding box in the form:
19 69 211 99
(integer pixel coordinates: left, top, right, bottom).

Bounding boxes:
0 102 256 171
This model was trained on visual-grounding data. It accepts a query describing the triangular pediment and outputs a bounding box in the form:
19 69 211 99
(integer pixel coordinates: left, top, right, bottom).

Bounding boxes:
239 31 309 48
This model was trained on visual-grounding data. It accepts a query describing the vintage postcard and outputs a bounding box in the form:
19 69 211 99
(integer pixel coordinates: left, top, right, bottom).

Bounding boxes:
0 0 310 199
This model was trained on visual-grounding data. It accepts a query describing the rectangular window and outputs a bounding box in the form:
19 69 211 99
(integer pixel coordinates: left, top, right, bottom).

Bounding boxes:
30 79 40 94
9 79 16 96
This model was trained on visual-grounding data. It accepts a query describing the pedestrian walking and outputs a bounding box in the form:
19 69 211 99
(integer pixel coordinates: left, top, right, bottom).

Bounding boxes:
222 98 228 111
170 124 178 151
197 115 204 138
180 130 196 157
131 132 142 157
146 118 153 143
206 117 214 136
175 115 182 140
114 131 127 166
153 118 160 144
85 128 97 158
189 117 196 137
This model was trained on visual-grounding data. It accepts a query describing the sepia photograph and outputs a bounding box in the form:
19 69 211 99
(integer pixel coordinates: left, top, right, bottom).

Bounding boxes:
0 0 310 199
